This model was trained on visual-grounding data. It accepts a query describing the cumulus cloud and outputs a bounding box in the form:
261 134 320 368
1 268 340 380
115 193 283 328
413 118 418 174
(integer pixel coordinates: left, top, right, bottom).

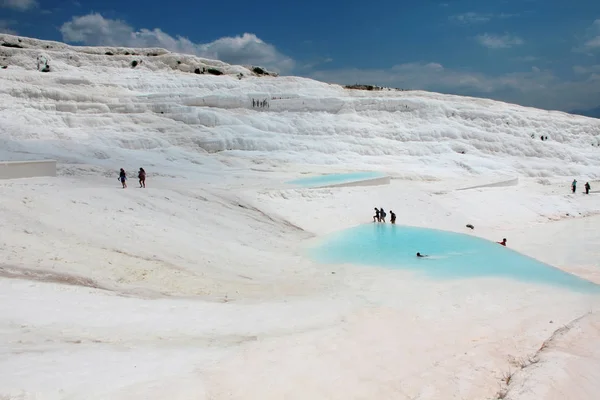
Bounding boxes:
60 13 295 73
310 63 600 111
476 33 524 49
574 19 600 53
1 0 37 11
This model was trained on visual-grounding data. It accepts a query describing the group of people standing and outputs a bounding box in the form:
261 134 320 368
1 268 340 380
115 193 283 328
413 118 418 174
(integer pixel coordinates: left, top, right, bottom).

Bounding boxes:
373 207 396 224
119 168 146 189
251 99 270 108
571 179 592 194
368 179 594 259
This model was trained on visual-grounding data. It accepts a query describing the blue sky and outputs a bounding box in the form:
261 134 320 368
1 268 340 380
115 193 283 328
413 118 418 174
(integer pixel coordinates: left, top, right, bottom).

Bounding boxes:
1 0 600 111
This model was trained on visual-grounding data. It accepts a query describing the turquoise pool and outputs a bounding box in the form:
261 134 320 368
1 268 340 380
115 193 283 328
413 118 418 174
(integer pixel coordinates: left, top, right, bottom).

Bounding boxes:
288 172 386 188
309 224 600 292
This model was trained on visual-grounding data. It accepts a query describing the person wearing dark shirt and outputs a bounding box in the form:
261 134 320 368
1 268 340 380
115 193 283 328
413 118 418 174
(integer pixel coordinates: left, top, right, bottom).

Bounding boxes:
373 208 380 222
118 168 127 189
138 168 146 188
390 210 396 224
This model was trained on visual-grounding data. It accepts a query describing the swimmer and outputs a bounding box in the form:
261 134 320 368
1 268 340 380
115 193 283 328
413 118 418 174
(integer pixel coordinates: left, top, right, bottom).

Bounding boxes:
416 252 428 258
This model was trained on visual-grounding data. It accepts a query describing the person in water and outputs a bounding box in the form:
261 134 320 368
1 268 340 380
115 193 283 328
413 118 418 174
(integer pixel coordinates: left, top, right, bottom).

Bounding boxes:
118 168 127 189
497 238 507 246
138 168 146 188
390 210 396 224
416 252 428 258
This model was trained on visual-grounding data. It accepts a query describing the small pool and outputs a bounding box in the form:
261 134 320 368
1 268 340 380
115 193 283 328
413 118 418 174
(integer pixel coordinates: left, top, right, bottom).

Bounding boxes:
310 224 600 293
288 172 386 188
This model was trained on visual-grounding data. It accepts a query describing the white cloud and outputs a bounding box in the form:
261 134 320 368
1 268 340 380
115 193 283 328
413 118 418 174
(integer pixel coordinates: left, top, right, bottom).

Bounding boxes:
310 63 600 111
450 12 492 24
575 19 600 53
498 13 520 19
60 13 295 73
0 20 17 35
516 55 539 62
573 65 600 74
450 12 519 25
301 57 333 70
311 63 546 94
476 33 524 49
1 0 37 11
584 36 600 50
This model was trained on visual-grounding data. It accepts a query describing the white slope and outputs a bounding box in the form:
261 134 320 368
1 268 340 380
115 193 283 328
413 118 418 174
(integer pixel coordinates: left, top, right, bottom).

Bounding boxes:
502 311 600 400
0 34 600 400
2 33 600 180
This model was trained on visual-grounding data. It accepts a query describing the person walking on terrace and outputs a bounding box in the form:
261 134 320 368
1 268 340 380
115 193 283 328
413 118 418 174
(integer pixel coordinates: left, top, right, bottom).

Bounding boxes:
138 168 146 188
119 168 127 189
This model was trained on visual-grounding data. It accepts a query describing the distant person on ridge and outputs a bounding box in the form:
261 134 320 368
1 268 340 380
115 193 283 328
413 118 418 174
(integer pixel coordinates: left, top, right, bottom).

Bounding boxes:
119 168 127 189
585 182 591 194
571 179 577 194
497 238 507 246
138 168 146 188
416 252 428 258
390 210 396 224
373 208 380 223
379 208 386 223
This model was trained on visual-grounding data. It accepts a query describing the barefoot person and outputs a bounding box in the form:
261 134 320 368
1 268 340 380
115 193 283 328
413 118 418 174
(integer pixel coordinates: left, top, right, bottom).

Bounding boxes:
379 207 386 223
390 210 396 224
138 168 146 188
118 168 127 189
373 208 380 222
